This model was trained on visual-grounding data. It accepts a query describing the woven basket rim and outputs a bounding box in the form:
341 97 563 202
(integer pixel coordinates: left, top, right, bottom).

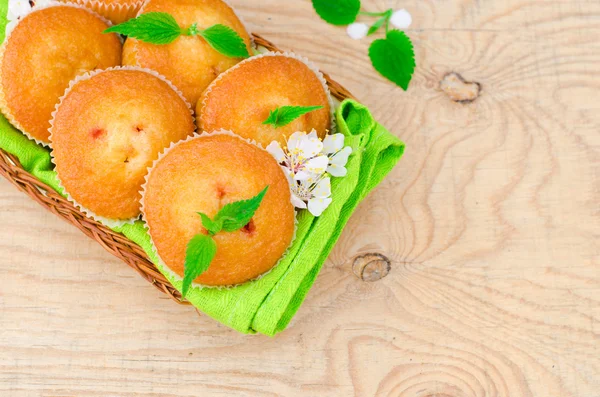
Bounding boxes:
0 33 356 305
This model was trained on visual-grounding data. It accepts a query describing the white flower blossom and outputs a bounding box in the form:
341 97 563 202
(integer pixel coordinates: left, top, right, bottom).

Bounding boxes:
347 22 369 40
6 0 53 35
267 130 352 217
281 169 332 217
8 0 31 21
390 9 412 29
268 131 329 181
323 133 352 177
307 177 332 216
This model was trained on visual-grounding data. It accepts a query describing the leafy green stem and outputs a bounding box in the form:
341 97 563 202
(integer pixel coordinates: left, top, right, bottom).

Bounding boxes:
367 9 393 36
311 0 416 90
185 23 200 36
359 10 389 17
104 12 250 58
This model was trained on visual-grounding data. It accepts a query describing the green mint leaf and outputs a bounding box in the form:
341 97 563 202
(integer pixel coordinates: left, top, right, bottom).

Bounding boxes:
198 24 250 58
104 14 249 58
104 12 183 45
262 105 324 128
198 212 223 236
263 108 280 126
216 186 269 232
369 29 416 90
368 10 391 35
182 234 217 298
312 0 361 26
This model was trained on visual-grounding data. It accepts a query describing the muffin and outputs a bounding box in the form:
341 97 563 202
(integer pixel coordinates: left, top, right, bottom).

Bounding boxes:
122 0 252 106
0 4 122 144
197 53 332 148
59 0 144 24
50 68 195 224
142 133 296 287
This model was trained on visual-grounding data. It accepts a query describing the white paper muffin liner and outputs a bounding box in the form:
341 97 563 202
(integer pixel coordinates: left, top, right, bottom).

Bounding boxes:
49 66 196 228
140 129 299 291
66 0 144 24
0 2 115 146
199 51 337 135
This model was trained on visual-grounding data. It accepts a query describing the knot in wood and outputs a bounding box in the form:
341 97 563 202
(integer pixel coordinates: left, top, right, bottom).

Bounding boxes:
440 72 481 103
352 253 391 282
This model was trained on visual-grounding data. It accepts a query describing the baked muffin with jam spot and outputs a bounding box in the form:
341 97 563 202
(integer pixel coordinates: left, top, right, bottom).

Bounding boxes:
0 4 122 144
122 0 252 107
50 68 195 223
142 133 295 287
198 54 331 148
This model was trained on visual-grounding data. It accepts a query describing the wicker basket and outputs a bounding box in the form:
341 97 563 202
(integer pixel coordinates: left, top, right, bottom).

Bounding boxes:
0 34 356 305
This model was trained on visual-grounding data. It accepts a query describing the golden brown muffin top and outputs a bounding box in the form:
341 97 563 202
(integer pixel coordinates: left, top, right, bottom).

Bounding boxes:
122 0 252 107
0 5 121 143
51 69 195 221
198 54 331 148
143 133 296 287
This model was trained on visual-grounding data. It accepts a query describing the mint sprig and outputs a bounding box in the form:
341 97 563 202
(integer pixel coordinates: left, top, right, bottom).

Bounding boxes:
197 212 223 236
369 30 415 91
312 0 360 26
104 12 182 44
311 2 416 90
262 106 324 128
181 186 269 297
104 12 249 59
367 10 392 35
197 24 250 59
182 234 217 297
211 186 268 232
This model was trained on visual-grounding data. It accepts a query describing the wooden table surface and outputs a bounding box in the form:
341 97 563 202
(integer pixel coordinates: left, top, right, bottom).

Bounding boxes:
1 0 599 395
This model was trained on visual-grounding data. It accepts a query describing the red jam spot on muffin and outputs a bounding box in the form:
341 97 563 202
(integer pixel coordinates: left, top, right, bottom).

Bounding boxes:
216 185 227 199
242 219 256 235
90 128 106 139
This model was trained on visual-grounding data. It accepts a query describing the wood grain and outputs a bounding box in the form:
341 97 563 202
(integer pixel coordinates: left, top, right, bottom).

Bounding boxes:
1 0 599 395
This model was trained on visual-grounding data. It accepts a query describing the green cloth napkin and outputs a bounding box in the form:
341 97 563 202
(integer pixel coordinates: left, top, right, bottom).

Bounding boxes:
0 7 404 336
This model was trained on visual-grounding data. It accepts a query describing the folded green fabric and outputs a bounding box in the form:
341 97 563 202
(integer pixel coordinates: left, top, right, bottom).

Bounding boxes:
0 7 404 336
